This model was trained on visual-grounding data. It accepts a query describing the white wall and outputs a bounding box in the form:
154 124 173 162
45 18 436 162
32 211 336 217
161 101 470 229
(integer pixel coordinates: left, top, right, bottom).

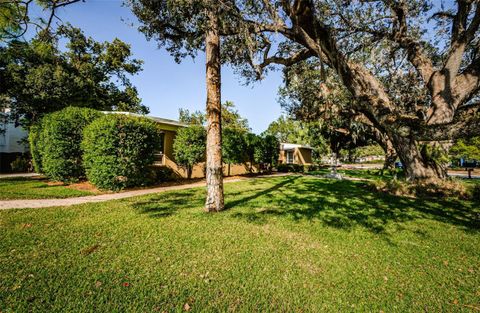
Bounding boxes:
0 123 28 153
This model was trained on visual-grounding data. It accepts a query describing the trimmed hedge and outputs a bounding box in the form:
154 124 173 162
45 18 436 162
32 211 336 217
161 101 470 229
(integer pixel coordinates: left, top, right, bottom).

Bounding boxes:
277 163 304 173
34 107 103 182
82 114 161 191
29 122 43 173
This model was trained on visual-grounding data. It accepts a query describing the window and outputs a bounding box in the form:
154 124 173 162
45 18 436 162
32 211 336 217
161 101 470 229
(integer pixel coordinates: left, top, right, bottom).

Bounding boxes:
153 132 165 165
286 150 294 164
158 132 165 154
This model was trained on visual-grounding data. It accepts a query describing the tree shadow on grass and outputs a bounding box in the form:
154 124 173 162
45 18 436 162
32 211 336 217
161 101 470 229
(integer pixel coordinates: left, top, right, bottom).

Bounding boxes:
127 189 205 218
127 175 479 236
230 177 480 235
225 176 300 210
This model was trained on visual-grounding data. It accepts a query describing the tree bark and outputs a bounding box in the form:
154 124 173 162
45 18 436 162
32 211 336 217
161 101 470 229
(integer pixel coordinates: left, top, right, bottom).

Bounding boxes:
383 139 397 171
204 9 224 212
390 135 446 181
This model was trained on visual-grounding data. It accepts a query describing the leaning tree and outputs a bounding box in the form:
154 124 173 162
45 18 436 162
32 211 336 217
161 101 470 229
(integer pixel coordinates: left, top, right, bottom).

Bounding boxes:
129 0 479 180
222 0 479 180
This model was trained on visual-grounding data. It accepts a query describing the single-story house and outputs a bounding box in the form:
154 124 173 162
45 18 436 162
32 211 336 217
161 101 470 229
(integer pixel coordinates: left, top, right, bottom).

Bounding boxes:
124 113 258 178
278 143 313 165
148 120 315 175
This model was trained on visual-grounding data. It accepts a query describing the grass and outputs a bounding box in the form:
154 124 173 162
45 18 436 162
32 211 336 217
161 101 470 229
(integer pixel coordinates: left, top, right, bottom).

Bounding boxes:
0 175 479 312
0 177 95 200
308 167 401 181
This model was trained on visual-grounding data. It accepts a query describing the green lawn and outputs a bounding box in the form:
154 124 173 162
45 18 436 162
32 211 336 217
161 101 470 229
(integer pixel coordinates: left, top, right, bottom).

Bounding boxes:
309 167 400 181
0 177 95 200
0 176 479 312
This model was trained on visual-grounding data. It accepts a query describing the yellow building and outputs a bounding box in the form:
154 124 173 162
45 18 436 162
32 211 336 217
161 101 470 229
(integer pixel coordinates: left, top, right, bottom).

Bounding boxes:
278 143 313 165
142 115 314 178
147 116 257 179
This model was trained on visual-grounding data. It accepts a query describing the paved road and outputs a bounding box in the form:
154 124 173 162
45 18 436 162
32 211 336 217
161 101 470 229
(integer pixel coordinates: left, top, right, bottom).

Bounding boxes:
0 173 292 210
448 171 480 179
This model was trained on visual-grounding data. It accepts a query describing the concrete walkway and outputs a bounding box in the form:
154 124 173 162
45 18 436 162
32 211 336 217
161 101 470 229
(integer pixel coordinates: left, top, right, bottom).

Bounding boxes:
0 174 291 210
0 173 40 179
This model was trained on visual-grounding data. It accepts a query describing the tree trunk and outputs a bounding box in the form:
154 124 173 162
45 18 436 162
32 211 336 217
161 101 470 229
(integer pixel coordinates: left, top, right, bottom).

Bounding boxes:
391 135 446 180
383 140 397 171
204 10 224 212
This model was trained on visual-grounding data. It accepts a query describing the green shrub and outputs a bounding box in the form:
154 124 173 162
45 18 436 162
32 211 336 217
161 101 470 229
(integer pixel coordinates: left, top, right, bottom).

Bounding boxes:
254 134 280 172
29 122 43 173
10 156 30 172
82 114 161 191
173 125 206 179
148 166 176 183
39 107 103 182
277 163 304 173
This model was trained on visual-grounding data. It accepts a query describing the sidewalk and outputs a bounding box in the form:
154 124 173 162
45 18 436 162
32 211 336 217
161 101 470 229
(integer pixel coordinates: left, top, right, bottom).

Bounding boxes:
0 173 40 179
0 173 292 210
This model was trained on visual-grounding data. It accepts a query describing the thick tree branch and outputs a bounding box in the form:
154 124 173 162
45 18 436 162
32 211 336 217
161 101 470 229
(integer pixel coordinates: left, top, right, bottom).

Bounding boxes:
258 49 315 69
417 104 480 140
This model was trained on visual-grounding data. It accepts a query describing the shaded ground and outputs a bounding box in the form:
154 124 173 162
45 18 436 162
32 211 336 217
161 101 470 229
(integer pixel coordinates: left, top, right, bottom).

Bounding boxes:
0 176 479 312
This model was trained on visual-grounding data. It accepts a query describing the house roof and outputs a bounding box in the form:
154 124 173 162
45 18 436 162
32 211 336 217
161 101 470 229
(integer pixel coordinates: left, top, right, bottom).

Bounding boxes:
104 111 187 128
280 142 314 151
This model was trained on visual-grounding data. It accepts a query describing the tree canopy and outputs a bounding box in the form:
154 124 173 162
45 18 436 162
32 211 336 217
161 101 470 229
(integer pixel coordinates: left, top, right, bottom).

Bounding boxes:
130 0 480 180
0 25 147 127
0 0 83 42
178 101 249 132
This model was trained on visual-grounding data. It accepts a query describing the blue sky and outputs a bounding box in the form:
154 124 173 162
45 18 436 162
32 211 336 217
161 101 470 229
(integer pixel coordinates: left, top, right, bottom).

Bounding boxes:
53 0 283 133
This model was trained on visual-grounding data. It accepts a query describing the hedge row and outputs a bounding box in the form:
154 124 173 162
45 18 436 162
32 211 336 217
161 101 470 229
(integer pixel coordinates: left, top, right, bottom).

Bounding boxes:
29 107 162 190
277 163 325 173
30 107 102 182
82 114 161 191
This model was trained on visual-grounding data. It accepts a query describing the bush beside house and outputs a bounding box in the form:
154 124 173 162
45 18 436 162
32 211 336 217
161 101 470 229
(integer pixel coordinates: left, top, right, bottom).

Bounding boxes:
30 107 103 182
82 114 161 190
254 134 280 172
29 122 43 173
172 125 206 179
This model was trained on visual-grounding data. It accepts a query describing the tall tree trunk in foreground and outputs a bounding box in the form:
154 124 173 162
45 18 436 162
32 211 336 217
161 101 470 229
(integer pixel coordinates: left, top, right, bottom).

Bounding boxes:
204 9 224 212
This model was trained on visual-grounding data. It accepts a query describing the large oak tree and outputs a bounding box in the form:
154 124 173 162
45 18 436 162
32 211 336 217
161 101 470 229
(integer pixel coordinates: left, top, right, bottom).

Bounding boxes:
227 0 480 180
129 0 479 180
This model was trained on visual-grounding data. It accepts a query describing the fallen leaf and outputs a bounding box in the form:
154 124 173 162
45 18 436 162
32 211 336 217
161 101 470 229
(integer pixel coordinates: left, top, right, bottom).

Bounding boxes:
184 303 191 311
22 223 32 228
453 299 458 305
11 284 21 291
95 281 102 288
123 282 130 287
80 244 100 256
